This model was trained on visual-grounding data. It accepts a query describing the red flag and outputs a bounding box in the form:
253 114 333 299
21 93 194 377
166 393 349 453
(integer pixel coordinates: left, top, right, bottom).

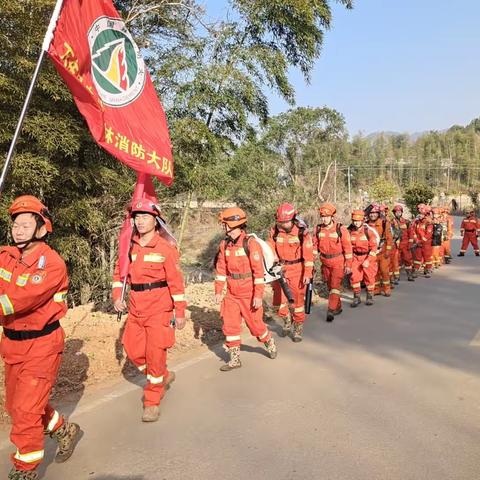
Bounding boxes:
48 0 173 185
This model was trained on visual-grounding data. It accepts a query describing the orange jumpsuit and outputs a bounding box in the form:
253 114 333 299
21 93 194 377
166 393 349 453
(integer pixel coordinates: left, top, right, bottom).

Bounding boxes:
460 216 480 254
443 214 453 261
394 217 414 273
348 225 378 294
112 233 186 407
389 219 402 280
313 222 352 312
267 225 314 324
367 218 393 295
214 232 272 348
413 219 434 271
0 244 68 472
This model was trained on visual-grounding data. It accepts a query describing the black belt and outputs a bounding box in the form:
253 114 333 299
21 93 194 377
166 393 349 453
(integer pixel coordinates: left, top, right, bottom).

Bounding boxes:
3 320 60 341
320 252 342 259
280 258 303 265
131 281 168 292
228 272 253 280
353 249 369 256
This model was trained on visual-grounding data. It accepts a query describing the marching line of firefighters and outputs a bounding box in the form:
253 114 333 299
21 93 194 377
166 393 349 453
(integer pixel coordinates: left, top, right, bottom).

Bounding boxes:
0 195 479 479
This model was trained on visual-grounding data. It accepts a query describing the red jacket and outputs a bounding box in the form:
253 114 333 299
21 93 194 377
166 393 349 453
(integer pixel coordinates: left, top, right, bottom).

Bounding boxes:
392 217 414 247
313 221 353 268
413 218 434 246
112 233 186 319
0 243 68 364
215 232 265 299
349 225 378 258
461 217 480 235
266 224 314 279
0 243 68 331
367 218 393 253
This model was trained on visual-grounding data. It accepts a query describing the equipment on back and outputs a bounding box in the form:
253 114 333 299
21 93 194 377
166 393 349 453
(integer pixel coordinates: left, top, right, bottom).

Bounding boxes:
243 234 295 303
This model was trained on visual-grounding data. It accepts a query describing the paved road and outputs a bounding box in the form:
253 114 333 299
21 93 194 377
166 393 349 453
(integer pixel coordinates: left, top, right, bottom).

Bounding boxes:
1 232 480 480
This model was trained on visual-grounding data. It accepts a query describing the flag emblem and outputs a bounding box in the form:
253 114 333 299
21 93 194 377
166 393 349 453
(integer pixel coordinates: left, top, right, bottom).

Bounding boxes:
88 16 146 107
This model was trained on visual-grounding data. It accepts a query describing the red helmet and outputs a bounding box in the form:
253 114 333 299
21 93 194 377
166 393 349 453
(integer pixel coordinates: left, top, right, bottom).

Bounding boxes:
319 203 336 217
276 203 296 222
9 195 53 233
351 209 364 221
393 204 404 213
219 207 247 228
369 203 381 214
130 199 161 216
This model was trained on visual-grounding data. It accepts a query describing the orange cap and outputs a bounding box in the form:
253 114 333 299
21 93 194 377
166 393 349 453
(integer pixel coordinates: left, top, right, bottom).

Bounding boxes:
351 209 364 221
319 203 336 217
8 195 53 233
219 207 247 228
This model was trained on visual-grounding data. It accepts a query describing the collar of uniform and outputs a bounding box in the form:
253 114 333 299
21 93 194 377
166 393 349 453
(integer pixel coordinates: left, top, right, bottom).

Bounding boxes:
277 224 299 236
132 232 161 249
18 242 49 268
227 231 246 246
323 221 336 230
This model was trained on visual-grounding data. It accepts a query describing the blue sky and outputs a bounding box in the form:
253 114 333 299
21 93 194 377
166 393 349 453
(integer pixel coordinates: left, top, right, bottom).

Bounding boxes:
203 0 480 136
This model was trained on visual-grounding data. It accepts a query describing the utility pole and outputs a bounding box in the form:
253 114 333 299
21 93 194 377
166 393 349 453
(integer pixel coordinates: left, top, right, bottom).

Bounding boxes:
347 166 351 205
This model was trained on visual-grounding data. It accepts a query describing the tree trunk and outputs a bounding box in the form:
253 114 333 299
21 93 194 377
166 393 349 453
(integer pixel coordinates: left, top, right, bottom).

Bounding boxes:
177 190 193 250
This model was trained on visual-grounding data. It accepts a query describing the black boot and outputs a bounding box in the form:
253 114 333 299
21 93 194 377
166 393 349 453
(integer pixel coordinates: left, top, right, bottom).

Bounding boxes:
424 269 432 278
407 270 415 282
365 293 374 306
326 310 335 322
351 293 361 308
457 252 465 257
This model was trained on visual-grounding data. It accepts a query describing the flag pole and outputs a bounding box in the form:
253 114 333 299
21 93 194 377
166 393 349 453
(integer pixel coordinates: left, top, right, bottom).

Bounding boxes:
0 0 64 193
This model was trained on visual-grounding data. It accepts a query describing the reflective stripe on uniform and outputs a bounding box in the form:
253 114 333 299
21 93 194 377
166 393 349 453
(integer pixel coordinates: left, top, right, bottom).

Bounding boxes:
0 268 12 283
254 278 265 285
294 306 304 313
414 260 422 265
47 410 60 432
329 233 339 239
344 253 353 259
277 303 287 311
144 253 165 263
0 294 14 315
382 280 391 285
276 237 284 243
131 254 137 261
313 250 319 255
138 364 147 372
369 251 377 257
226 335 241 342
112 281 124 289
14 449 44 464
386 246 392 250
215 275 227 282
288 237 300 243
172 294 185 302
53 291 68 303
147 374 164 385
304 261 314 267
234 249 247 257
330 289 341 295
352 282 361 289
15 273 30 287
318 233 326 238
259 330 269 340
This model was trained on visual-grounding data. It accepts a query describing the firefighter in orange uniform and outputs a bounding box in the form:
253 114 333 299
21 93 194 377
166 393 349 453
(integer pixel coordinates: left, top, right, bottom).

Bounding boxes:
214 208 277 371
267 203 314 342
458 209 480 256
0 196 80 480
443 206 454 263
348 210 378 307
391 204 415 281
367 204 393 296
431 207 445 268
313 203 352 322
412 204 434 277
113 200 187 423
